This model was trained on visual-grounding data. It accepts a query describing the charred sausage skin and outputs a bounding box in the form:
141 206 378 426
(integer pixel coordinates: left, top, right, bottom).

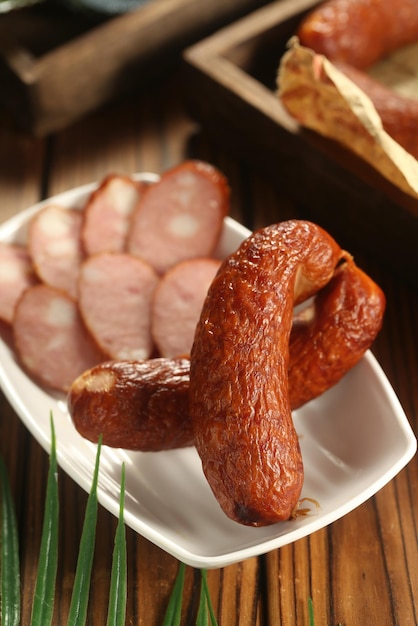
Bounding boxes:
69 358 192 451
297 0 418 159
189 220 345 526
288 257 385 408
297 0 418 71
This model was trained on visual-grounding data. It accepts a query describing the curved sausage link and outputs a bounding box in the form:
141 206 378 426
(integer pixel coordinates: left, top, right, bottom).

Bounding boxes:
189 220 345 526
288 258 385 409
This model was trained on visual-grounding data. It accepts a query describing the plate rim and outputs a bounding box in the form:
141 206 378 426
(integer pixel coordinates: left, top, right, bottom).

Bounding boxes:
0 175 416 568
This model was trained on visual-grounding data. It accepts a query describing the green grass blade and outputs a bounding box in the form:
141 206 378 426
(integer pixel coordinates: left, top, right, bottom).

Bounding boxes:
106 464 127 626
66 437 102 626
196 575 208 626
162 562 185 626
0 455 21 626
308 597 315 626
30 413 59 626
200 570 217 626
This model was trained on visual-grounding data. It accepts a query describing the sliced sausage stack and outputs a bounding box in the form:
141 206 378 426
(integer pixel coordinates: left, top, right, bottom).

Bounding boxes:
0 160 230 392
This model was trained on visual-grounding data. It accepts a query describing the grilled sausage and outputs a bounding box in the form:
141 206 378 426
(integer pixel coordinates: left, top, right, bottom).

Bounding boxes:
68 238 385 464
297 0 418 158
69 358 192 451
190 220 347 526
297 0 418 70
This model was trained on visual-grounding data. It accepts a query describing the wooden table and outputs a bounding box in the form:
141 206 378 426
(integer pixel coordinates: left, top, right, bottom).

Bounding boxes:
0 64 416 626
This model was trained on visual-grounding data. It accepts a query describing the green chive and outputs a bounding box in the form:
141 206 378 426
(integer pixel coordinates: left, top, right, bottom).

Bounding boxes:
66 437 102 626
106 463 127 626
200 570 217 626
308 597 315 626
162 561 186 626
0 454 20 626
196 575 208 626
31 413 59 626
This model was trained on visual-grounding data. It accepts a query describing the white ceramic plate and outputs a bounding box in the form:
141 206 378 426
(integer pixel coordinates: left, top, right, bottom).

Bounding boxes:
0 176 416 569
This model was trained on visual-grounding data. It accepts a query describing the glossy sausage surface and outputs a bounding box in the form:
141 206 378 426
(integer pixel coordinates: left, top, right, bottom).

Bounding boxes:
69 358 192 451
288 258 385 408
189 220 345 526
297 0 418 159
298 0 418 70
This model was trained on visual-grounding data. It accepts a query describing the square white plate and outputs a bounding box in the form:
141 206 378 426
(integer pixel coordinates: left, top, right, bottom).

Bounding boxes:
0 176 416 569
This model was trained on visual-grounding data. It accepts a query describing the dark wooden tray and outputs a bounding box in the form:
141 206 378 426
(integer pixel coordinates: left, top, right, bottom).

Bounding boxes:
183 0 418 287
0 0 269 135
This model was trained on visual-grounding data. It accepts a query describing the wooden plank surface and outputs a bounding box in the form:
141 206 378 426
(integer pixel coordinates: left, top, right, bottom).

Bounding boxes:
0 65 417 625
0 0 269 135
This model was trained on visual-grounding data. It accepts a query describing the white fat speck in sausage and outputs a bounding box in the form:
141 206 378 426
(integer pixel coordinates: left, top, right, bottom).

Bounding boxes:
127 160 230 274
28 205 84 299
0 243 38 324
152 257 221 358
78 252 159 361
82 175 147 255
13 284 103 392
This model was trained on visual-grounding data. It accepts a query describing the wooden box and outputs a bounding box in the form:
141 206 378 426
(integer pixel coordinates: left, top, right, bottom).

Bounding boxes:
183 0 418 287
0 0 269 136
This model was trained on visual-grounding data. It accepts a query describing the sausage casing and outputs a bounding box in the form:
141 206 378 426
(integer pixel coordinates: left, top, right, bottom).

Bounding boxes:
189 220 345 526
296 0 418 159
297 0 418 70
69 358 192 451
288 258 385 408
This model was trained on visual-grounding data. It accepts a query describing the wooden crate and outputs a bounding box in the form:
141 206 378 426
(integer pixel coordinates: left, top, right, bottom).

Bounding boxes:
183 0 418 287
0 0 269 135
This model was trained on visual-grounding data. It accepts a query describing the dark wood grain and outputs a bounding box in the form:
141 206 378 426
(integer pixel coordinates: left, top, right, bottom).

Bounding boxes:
0 65 416 625
0 0 270 135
